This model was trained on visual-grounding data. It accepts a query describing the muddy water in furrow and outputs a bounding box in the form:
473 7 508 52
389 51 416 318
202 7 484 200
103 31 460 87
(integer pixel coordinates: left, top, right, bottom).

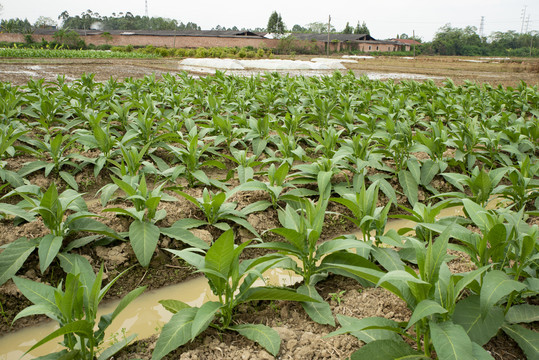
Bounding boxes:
0 203 488 359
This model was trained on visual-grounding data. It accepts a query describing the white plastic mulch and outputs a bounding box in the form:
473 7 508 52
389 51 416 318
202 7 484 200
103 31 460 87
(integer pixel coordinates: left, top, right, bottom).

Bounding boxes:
178 57 444 81
179 58 349 71
342 55 375 60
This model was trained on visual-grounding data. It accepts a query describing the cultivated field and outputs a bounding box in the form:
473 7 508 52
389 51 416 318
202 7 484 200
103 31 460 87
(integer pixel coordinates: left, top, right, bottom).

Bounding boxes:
0 56 537 360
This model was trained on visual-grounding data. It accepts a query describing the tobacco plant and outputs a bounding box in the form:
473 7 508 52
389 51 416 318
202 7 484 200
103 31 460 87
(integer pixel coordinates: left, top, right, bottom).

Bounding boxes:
19 133 82 190
13 256 145 360
326 227 499 359
441 166 507 207
173 188 259 237
75 110 120 177
0 182 121 285
496 156 539 211
153 230 315 359
331 175 392 245
0 122 27 187
99 174 177 267
251 172 376 325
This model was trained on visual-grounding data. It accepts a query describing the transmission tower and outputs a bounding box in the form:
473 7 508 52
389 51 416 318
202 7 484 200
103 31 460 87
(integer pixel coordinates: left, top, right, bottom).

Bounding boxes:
145 0 149 18
479 16 485 37
525 14 530 33
520 6 527 34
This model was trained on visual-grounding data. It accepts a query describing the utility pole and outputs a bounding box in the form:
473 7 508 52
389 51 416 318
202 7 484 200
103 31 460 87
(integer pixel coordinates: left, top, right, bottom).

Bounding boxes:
145 0 149 18
413 30 416 57
479 16 485 38
327 15 331 56
520 6 527 34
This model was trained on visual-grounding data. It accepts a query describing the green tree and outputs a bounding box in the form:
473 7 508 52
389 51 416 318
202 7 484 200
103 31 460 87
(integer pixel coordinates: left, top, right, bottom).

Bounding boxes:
35 16 56 29
292 24 307 32
431 24 483 55
53 29 85 48
267 11 285 34
306 21 330 33
343 22 354 34
0 18 33 33
354 21 370 35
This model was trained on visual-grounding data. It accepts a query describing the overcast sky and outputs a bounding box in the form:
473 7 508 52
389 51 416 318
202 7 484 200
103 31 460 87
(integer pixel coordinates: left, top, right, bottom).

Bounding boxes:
1 0 537 41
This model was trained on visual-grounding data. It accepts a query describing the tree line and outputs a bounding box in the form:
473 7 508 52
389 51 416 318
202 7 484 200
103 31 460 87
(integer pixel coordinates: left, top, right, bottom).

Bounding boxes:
423 24 539 57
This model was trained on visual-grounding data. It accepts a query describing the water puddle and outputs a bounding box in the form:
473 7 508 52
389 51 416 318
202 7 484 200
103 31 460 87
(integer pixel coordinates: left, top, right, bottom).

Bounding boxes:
0 201 500 359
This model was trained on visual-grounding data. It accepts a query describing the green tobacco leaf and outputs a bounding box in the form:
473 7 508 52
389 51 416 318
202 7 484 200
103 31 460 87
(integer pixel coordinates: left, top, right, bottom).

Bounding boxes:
59 171 78 191
270 227 304 251
505 304 539 324
230 323 281 356
461 199 489 232
430 321 474 360
241 200 272 215
350 339 425 360
298 285 335 326
480 270 526 318
204 229 234 294
372 247 405 272
38 235 63 273
316 238 364 258
69 217 123 240
18 160 48 177
452 295 504 346
0 203 35 222
159 299 191 314
407 299 448 330
398 170 418 206
13 304 57 323
167 218 208 230
502 324 539 360
328 315 402 344
407 159 421 183
0 237 36 286
160 225 209 249
12 276 56 309
471 342 495 360
377 270 429 286
26 320 93 354
129 220 160 268
191 301 221 338
420 160 439 186
152 307 198 360
240 287 317 304
57 253 96 293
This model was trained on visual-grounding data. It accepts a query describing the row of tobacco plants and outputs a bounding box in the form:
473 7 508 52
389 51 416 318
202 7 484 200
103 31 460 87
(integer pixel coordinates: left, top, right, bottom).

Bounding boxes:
0 71 537 359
